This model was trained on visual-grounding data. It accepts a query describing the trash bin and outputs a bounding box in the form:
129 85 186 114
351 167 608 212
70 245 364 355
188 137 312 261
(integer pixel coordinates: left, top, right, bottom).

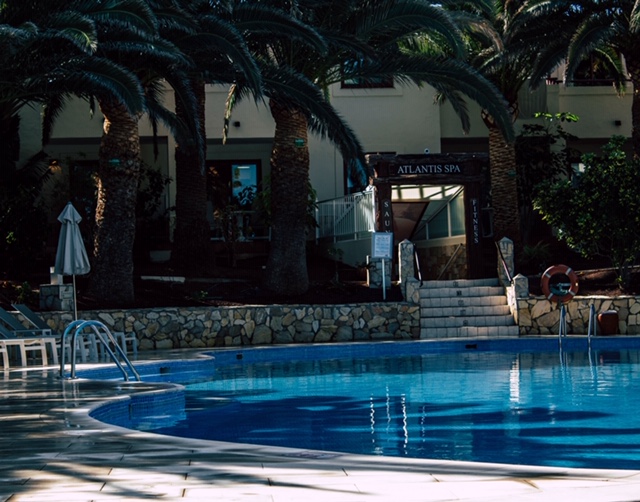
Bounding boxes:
597 310 619 335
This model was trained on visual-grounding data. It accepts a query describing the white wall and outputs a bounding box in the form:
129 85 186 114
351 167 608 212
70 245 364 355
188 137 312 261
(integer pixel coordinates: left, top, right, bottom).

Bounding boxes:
18 79 635 214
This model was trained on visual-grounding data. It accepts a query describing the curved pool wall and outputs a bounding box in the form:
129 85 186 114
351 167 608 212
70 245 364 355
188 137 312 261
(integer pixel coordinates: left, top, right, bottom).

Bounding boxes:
88 336 640 438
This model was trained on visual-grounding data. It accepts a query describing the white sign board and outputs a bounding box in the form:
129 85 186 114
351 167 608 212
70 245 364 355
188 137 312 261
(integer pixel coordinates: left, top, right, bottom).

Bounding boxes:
371 232 393 260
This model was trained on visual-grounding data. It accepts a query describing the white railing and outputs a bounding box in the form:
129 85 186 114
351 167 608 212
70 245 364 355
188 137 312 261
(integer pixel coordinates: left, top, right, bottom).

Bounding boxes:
316 190 376 241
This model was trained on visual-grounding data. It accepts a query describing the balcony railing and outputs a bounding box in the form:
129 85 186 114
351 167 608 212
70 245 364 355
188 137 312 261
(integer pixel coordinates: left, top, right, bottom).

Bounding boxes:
316 190 376 242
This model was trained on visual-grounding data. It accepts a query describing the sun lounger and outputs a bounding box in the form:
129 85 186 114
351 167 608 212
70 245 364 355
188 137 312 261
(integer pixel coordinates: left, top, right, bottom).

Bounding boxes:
0 342 9 370
12 304 137 360
0 323 50 366
0 307 58 365
8 305 97 362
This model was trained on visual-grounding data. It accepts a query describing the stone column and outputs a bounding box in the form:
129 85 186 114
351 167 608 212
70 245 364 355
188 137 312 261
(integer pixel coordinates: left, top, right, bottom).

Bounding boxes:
398 240 420 300
40 284 74 312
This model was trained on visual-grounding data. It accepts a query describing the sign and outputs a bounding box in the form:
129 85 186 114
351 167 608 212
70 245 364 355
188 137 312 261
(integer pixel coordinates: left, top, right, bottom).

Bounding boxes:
471 198 480 245
371 232 393 260
294 138 305 147
380 199 393 231
395 163 463 175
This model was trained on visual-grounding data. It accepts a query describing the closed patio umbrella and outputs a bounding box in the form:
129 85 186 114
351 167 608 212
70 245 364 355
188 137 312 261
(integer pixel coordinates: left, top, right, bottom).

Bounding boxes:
54 202 91 319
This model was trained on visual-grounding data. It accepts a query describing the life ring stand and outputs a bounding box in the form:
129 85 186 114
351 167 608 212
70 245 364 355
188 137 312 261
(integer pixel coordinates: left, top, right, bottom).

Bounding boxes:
541 264 579 303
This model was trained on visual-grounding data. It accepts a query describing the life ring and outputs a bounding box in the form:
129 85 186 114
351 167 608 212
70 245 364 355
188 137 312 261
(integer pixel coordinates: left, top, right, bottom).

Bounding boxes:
541 264 579 303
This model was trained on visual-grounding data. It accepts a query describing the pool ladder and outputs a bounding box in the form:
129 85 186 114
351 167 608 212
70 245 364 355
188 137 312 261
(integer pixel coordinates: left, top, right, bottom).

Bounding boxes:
59 320 141 381
558 303 597 349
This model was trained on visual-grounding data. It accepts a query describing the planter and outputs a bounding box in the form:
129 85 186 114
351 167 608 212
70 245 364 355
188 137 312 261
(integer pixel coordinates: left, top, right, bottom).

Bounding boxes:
597 310 619 336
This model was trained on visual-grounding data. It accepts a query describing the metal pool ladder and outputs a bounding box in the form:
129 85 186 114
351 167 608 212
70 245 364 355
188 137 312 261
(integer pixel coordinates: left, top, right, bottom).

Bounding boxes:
59 320 141 381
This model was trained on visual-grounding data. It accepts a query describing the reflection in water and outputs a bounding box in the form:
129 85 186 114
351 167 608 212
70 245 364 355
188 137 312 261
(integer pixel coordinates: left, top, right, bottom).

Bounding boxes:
135 349 640 470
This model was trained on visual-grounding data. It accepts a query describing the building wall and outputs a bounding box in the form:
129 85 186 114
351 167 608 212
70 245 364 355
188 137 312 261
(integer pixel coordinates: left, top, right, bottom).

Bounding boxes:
18 81 635 224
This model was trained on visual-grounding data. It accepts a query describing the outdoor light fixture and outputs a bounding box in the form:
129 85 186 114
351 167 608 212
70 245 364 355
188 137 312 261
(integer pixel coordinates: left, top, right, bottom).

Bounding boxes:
614 120 622 126
233 121 241 128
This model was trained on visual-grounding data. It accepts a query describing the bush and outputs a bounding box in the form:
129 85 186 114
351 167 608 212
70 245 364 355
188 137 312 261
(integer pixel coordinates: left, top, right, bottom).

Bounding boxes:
533 136 640 289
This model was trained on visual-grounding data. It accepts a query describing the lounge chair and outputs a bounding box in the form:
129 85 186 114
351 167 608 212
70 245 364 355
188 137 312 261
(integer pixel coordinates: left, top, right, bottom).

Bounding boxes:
0 342 9 370
0 322 50 366
12 304 138 359
0 307 62 365
8 305 96 362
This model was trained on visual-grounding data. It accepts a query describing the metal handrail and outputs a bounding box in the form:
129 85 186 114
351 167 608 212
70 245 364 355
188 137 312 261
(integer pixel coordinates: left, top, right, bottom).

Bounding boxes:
436 243 464 280
495 241 513 284
60 320 141 381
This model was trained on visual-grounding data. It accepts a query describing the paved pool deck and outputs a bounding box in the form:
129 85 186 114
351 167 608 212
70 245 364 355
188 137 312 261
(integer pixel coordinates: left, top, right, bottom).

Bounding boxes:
2 350 640 501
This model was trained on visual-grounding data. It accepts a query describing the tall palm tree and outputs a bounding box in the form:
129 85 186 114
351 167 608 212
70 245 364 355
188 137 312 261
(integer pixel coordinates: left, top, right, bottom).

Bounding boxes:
153 0 264 274
162 0 328 275
439 0 555 249
225 0 514 295
14 0 203 304
85 6 202 305
526 0 640 159
0 2 150 278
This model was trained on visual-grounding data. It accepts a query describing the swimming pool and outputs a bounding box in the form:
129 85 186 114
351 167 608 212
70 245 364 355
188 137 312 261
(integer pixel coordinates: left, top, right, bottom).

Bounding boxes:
92 338 640 470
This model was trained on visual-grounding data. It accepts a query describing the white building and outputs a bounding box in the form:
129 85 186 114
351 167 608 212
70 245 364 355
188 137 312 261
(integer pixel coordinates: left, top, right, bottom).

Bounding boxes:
19 77 634 278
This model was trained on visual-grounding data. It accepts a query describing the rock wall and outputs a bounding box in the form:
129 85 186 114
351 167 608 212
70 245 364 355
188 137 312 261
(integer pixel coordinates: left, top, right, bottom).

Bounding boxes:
37 303 421 350
516 296 640 335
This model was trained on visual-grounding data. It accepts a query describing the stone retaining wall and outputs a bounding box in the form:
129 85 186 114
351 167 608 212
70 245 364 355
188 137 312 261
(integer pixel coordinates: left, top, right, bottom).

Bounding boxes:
515 295 640 335
37 303 421 350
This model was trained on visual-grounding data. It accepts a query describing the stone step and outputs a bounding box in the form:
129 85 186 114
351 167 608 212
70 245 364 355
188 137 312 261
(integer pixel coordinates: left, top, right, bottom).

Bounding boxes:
420 286 506 298
421 315 515 329
420 295 509 308
419 278 501 289
417 277 517 339
419 325 520 339
421 305 512 317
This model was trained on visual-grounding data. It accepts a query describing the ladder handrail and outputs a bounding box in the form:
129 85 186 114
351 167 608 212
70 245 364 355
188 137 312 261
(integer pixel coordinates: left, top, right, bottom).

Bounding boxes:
60 320 141 381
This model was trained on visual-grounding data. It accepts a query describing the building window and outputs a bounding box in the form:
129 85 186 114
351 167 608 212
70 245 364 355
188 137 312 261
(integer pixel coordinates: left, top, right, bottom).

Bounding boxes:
341 60 394 89
426 189 466 240
207 160 260 209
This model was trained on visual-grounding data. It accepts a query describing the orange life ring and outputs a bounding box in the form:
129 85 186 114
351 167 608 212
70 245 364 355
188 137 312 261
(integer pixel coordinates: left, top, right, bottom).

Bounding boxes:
540 264 579 303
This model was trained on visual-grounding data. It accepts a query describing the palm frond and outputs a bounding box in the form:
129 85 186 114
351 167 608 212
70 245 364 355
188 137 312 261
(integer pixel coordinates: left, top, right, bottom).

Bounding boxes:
355 0 465 57
80 0 158 33
228 3 327 55
565 16 614 81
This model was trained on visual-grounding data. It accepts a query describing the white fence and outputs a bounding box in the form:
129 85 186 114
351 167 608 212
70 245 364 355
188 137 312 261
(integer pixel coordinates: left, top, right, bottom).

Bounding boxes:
316 191 376 241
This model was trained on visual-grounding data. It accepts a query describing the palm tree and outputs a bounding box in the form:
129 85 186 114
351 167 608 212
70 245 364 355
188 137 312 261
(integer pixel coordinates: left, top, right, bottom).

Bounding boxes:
225 0 514 295
85 5 202 305
0 2 149 277
11 0 203 304
438 0 557 249
165 1 328 275
526 0 640 159
154 0 263 274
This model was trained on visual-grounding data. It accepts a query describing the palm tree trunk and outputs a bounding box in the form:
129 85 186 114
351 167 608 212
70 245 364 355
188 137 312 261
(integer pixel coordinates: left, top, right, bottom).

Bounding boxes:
88 99 141 305
626 56 640 160
172 79 211 273
488 126 521 248
263 99 310 295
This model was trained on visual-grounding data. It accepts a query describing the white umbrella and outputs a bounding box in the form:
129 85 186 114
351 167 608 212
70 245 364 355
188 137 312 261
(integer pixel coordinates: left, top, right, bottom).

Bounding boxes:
54 202 91 319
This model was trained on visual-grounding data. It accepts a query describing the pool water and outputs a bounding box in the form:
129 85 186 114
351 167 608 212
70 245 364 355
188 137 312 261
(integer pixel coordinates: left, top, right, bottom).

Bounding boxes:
143 348 640 470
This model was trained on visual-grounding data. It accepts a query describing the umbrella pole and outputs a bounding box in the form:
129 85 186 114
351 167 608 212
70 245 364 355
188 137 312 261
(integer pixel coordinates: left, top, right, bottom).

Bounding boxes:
72 274 78 320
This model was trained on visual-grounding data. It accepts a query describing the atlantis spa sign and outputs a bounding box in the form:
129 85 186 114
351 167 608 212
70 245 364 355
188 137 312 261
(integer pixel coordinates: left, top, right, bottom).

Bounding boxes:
394 163 463 175
369 153 487 179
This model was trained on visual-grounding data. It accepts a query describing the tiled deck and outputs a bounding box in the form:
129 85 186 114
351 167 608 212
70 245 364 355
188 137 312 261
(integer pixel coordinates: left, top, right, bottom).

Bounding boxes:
2 352 640 501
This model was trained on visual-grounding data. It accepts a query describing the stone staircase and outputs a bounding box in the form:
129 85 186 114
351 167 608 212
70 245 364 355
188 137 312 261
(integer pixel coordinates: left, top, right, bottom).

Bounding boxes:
419 278 519 338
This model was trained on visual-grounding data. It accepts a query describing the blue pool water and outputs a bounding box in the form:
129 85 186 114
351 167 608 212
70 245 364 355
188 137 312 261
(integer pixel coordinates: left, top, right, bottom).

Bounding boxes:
132 342 640 470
